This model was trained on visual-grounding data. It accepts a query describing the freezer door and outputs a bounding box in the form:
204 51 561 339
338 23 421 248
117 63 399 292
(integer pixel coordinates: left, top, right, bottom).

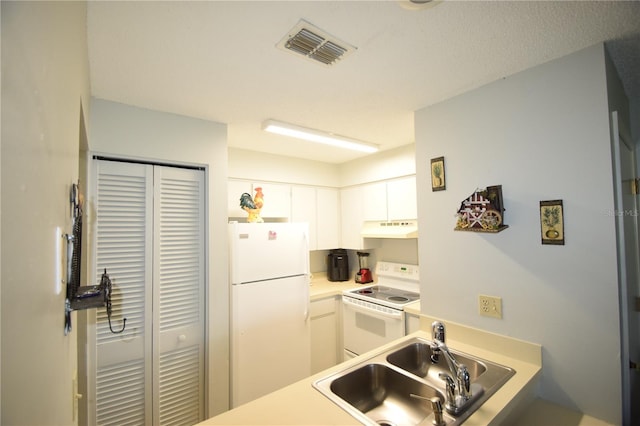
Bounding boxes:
229 222 309 284
231 275 310 407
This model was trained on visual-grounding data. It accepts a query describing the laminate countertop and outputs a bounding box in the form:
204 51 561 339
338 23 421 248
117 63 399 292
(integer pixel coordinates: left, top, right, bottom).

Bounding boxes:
308 272 360 301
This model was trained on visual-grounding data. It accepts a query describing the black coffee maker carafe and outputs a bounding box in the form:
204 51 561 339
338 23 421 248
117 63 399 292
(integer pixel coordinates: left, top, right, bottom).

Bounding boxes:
327 249 349 282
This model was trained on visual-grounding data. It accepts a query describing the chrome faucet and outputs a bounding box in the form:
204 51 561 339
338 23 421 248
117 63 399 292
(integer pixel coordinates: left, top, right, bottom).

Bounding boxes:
430 321 472 414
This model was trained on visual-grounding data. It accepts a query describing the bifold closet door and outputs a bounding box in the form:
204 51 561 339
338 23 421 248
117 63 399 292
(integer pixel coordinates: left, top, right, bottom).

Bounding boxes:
92 159 204 426
152 165 205 426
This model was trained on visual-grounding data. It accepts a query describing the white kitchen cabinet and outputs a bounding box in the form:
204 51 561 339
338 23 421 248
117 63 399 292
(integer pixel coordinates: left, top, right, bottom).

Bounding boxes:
316 188 340 250
291 186 340 250
310 296 341 374
340 186 381 250
361 181 388 221
387 176 417 220
405 312 421 335
291 186 318 248
342 176 417 237
253 182 291 219
339 176 417 250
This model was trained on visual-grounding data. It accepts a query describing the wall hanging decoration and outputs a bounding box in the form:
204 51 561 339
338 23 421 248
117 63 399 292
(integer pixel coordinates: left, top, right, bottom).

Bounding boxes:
455 185 508 232
540 199 564 245
239 187 264 223
430 156 446 191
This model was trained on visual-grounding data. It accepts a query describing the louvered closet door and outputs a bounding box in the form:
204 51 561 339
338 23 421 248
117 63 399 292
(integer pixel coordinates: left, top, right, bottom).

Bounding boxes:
93 160 205 426
152 166 205 426
94 160 154 426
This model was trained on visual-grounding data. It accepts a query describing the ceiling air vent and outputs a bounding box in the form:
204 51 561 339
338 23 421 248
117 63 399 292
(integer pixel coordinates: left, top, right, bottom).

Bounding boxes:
277 19 356 66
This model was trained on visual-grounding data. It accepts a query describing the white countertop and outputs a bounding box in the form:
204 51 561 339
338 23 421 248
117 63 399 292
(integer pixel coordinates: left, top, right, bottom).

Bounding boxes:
309 272 360 301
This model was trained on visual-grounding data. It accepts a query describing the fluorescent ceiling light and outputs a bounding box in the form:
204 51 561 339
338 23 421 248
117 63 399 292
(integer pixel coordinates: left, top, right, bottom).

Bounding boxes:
262 119 379 154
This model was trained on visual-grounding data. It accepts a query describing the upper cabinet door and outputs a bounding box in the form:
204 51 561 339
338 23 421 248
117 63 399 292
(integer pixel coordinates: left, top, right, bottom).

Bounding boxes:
387 176 417 220
340 186 364 249
291 186 340 251
316 188 340 250
291 186 318 249
361 181 387 222
340 186 380 250
253 182 291 219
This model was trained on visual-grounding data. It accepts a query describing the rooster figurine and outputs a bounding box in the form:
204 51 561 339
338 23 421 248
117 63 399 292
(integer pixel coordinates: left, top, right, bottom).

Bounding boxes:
239 187 264 223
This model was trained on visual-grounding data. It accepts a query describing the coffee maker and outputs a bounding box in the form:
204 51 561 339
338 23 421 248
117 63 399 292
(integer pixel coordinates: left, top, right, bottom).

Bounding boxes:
355 251 373 284
327 249 349 282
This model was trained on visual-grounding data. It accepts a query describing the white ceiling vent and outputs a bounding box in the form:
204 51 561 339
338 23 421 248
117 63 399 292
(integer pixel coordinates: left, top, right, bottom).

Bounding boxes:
277 19 356 66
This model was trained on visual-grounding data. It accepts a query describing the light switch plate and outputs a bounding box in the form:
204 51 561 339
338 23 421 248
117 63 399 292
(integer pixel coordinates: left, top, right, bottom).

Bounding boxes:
479 295 502 319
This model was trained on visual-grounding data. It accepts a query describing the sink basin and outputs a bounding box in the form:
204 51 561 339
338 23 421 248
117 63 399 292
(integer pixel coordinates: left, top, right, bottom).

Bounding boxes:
386 340 515 400
387 342 487 382
313 337 516 426
329 363 445 426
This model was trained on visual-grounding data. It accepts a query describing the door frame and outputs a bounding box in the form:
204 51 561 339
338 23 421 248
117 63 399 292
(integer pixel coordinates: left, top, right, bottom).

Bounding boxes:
611 110 639 425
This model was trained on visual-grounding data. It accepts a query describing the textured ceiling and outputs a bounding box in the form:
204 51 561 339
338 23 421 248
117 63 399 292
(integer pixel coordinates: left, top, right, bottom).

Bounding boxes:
87 0 640 164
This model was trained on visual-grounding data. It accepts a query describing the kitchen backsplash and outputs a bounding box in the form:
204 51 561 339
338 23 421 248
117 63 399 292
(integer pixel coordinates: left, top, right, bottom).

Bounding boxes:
310 239 418 277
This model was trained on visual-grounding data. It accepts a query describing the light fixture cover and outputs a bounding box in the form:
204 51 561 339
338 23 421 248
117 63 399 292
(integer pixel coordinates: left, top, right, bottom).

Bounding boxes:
262 120 379 153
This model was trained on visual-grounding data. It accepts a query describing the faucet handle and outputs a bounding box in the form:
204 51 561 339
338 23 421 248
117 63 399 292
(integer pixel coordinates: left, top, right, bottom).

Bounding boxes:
438 373 455 404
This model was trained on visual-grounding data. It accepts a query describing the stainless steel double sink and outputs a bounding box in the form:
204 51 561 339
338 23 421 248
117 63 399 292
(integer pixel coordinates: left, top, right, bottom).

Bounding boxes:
313 337 515 426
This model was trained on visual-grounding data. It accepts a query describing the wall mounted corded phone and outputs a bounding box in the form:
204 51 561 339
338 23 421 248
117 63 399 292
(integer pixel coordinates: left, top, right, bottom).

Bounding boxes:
64 182 126 335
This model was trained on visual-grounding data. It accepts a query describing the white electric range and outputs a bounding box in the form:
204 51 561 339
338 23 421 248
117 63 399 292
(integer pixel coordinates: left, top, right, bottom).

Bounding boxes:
342 261 420 360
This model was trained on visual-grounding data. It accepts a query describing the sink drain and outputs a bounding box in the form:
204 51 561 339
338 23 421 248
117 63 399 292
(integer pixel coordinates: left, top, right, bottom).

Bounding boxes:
376 421 396 426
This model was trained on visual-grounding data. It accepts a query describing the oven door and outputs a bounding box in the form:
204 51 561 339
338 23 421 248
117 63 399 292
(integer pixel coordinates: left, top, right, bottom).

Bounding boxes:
342 295 405 359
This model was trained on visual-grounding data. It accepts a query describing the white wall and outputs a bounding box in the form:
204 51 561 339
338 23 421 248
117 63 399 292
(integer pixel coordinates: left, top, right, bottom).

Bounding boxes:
415 44 622 423
229 148 341 187
340 143 416 187
1 2 90 424
88 98 229 416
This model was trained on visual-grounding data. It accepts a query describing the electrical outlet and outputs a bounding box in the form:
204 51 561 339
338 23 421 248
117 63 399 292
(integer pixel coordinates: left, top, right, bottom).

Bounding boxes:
479 295 502 319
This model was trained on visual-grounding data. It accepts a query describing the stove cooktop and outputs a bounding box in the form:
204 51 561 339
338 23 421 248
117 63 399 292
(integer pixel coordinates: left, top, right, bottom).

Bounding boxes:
344 285 420 309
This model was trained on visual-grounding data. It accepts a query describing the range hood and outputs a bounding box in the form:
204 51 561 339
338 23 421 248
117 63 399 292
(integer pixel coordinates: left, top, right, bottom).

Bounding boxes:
361 220 418 239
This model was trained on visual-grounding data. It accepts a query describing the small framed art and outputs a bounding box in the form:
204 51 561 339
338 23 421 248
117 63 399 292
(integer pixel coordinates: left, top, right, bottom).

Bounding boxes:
431 157 446 191
540 200 564 245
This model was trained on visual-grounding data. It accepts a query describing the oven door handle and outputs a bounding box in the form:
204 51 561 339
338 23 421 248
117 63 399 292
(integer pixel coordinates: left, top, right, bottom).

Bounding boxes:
342 296 403 319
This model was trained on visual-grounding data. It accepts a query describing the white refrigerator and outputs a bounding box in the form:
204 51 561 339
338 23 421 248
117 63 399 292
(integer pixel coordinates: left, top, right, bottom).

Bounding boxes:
229 222 311 407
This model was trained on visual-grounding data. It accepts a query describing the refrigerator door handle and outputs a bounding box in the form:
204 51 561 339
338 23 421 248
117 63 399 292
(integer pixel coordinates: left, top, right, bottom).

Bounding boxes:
304 279 310 322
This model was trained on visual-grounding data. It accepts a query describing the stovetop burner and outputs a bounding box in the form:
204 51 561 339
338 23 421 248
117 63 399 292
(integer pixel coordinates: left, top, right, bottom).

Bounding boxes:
345 285 420 308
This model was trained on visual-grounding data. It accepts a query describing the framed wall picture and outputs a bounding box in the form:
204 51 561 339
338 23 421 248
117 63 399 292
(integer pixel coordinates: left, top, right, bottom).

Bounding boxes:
540 200 564 245
431 156 446 191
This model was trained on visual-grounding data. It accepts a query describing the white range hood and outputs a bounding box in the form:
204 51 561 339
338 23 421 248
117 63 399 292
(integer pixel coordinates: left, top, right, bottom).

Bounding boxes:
360 220 418 239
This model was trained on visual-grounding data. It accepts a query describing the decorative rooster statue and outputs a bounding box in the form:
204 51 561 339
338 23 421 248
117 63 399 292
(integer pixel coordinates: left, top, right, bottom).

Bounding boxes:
239 187 264 223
